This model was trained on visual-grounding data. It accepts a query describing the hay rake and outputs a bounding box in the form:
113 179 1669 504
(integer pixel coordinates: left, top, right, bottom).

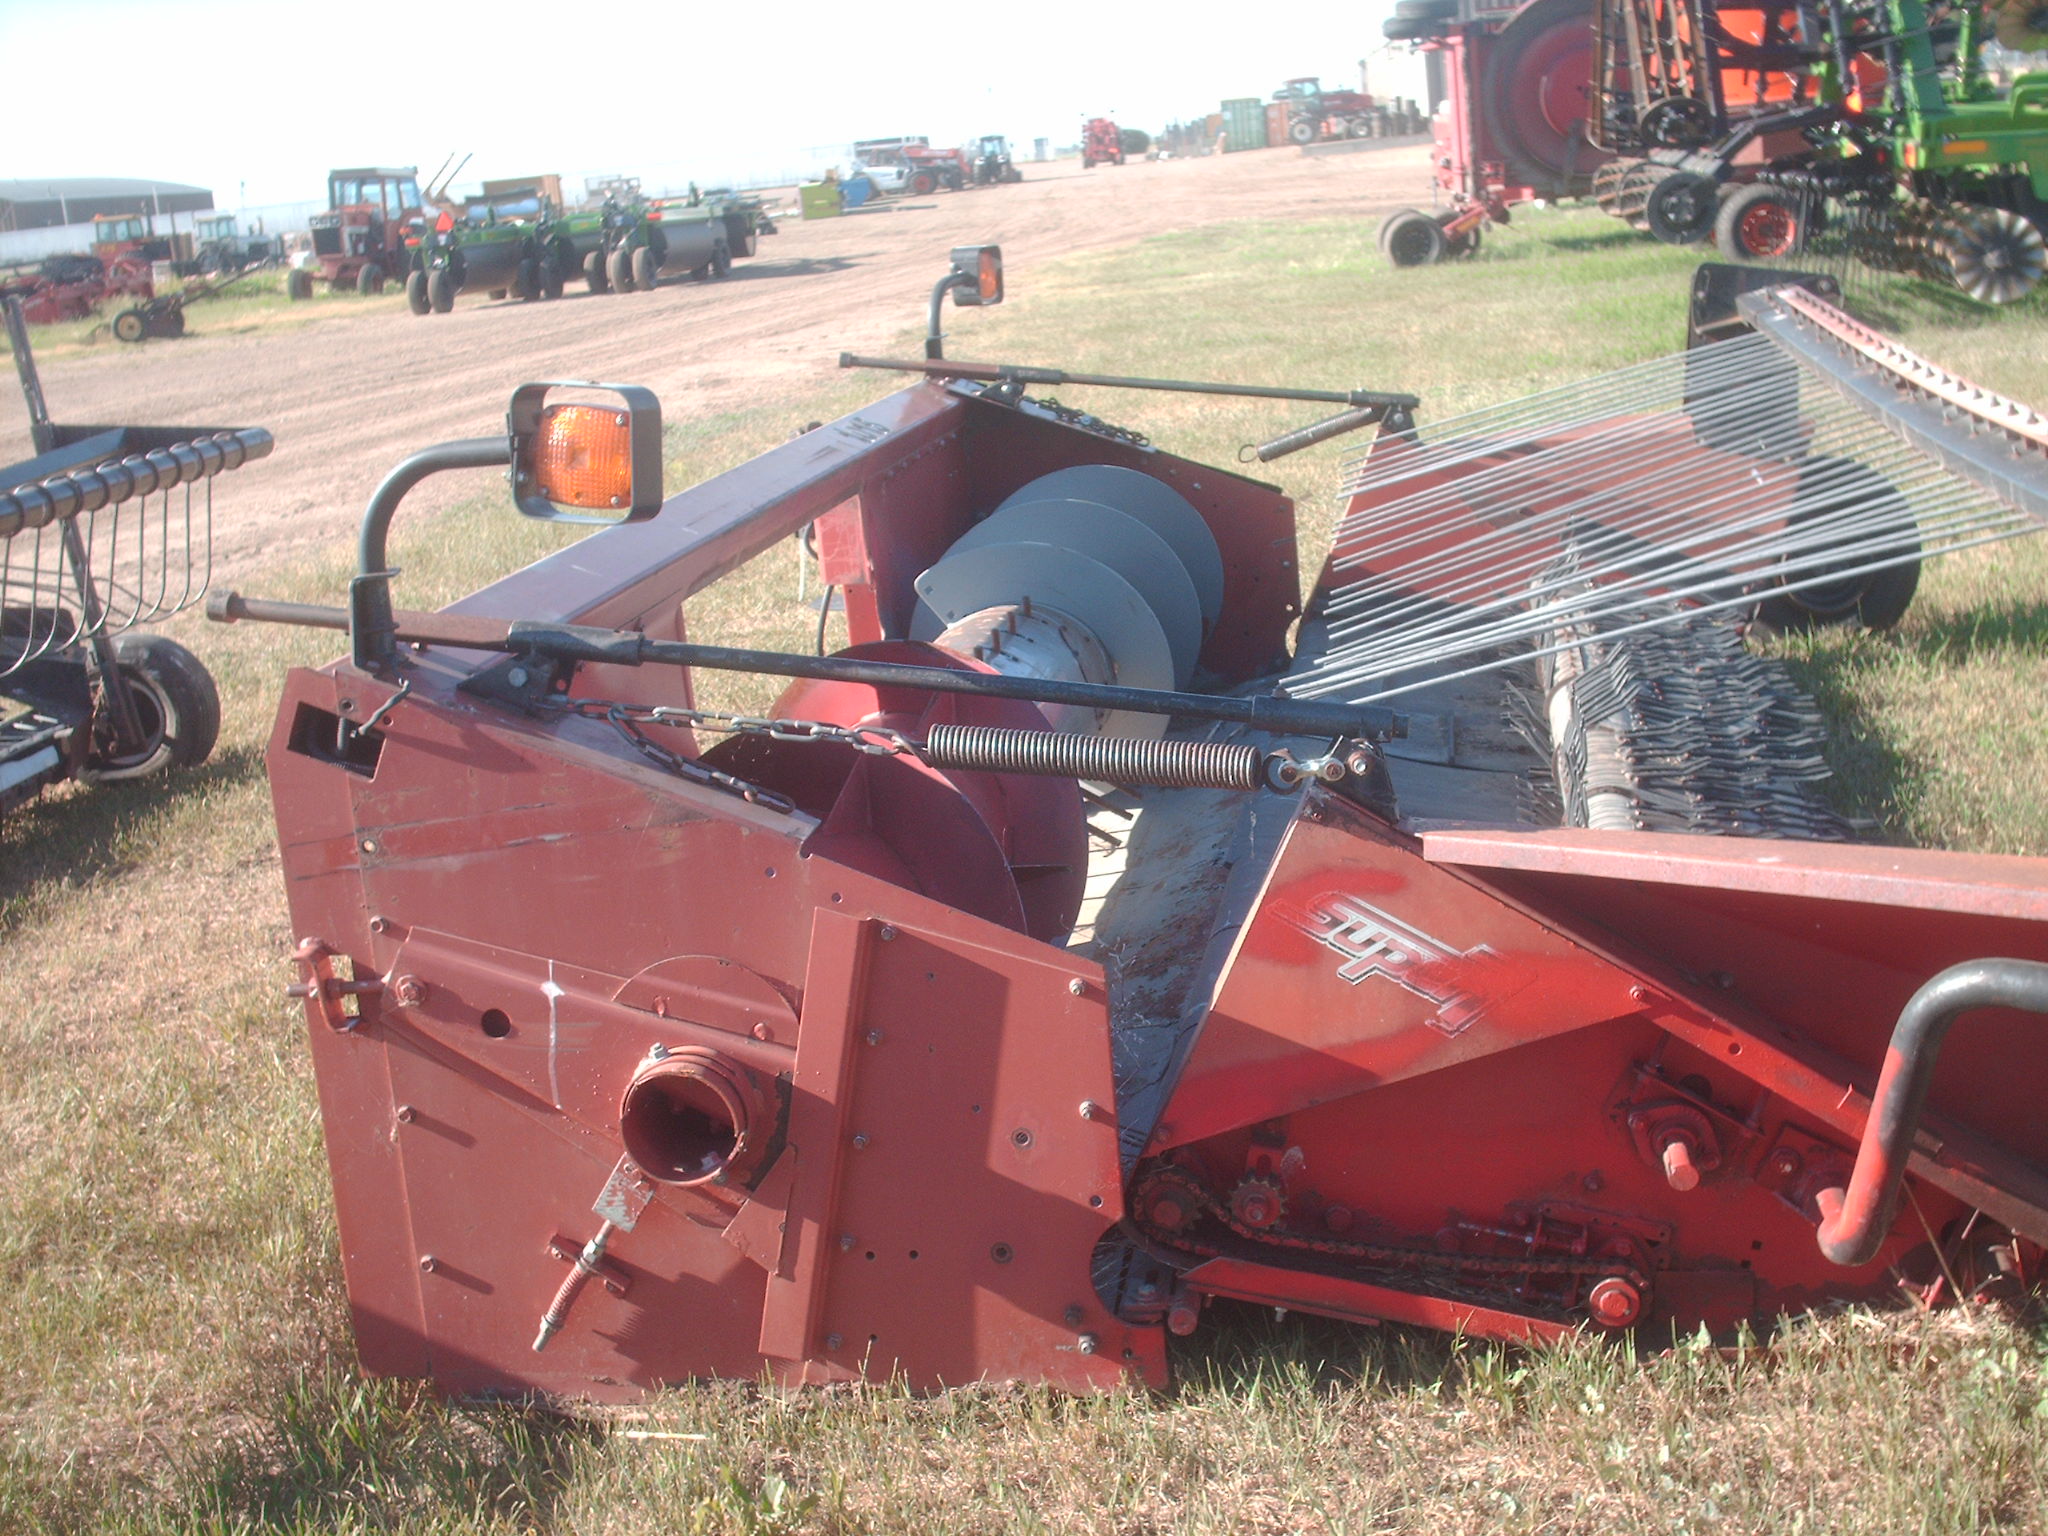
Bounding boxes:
1 287 271 813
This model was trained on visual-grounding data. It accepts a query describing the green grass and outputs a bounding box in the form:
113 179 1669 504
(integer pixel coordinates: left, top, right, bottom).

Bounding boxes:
5 204 2048 1534
1 269 387 362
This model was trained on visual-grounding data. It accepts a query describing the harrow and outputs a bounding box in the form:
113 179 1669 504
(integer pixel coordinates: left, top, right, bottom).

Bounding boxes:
217 256 2048 1398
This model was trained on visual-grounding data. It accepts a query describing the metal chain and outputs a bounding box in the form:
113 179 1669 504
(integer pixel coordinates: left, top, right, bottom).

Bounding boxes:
536 694 923 812
1024 395 1151 448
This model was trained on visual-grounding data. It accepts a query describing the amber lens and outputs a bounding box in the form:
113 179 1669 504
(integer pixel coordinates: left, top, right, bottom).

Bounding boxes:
978 251 1000 299
532 403 634 509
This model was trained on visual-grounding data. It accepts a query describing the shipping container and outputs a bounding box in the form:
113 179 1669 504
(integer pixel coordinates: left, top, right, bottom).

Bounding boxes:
1220 97 1268 152
1266 101 1291 148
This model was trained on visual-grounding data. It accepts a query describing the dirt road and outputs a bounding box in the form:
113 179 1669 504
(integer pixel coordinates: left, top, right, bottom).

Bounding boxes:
1 142 1431 583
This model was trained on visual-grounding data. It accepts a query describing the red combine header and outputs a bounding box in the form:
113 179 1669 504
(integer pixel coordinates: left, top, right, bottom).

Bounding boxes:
217 255 2048 1397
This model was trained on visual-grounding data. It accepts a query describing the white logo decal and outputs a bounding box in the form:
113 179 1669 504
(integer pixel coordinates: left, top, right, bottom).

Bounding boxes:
1285 895 1492 1037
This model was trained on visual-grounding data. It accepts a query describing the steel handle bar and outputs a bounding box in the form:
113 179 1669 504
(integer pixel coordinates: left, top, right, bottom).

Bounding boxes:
840 352 1419 411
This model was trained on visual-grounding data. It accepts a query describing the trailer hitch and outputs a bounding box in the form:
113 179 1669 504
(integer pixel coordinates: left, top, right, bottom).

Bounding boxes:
1815 958 2048 1267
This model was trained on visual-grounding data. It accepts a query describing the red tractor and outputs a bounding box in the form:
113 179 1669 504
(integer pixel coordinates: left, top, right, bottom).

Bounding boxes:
1082 117 1125 168
289 168 428 299
903 144 972 194
87 214 167 300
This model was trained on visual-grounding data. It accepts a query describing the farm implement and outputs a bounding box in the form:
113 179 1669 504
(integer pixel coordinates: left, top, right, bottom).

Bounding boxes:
591 194 768 293
216 254 2048 1399
292 167 432 299
407 189 558 316
1 289 267 813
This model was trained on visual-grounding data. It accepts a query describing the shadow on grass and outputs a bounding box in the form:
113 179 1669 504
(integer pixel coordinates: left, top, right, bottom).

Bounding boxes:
1542 229 1654 254
1772 633 1925 835
1170 1298 1469 1398
1899 599 2048 663
0 740 267 939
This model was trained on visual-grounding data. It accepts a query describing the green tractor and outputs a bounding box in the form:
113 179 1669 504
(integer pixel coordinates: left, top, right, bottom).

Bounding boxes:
582 189 774 294
405 188 557 316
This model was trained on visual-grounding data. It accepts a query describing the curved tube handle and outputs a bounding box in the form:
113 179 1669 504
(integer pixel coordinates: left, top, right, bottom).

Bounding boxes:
1815 958 2048 1267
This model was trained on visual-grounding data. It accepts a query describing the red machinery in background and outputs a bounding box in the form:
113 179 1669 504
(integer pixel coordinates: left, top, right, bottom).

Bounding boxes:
216 255 2048 1399
1082 117 1126 168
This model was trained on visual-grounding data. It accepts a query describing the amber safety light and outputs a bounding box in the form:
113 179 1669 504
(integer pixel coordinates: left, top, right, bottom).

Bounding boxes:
507 382 663 523
949 244 1003 306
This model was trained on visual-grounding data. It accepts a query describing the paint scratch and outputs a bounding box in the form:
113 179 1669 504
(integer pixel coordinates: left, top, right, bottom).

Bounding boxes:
543 963 566 1109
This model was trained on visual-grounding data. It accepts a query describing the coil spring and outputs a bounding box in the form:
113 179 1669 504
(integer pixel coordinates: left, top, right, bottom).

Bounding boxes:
922 723 1267 791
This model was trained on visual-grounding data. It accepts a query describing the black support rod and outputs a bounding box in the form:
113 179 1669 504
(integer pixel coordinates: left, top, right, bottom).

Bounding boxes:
209 592 1406 741
841 352 1419 412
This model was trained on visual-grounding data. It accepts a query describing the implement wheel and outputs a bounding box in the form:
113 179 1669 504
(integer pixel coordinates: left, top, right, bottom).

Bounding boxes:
1376 207 1423 254
406 270 430 315
1717 184 1809 260
1941 208 2047 306
112 309 147 344
81 634 221 783
631 245 657 290
427 268 455 314
1752 456 1921 632
585 248 611 294
710 241 732 279
1383 209 1447 267
1645 172 1718 245
609 246 634 293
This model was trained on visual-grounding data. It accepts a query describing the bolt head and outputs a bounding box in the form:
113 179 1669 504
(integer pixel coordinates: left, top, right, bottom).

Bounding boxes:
1077 1333 1099 1355
852 1133 870 1150
1078 1099 1099 1120
419 1254 437 1273
1068 977 1087 996
825 1333 842 1351
879 925 897 942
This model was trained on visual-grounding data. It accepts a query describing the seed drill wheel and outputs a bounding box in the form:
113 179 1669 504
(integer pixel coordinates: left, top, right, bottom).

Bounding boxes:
1717 184 1810 260
1940 208 2047 306
1383 209 1447 267
630 246 658 291
79 634 221 783
710 242 732 279
406 270 430 315
608 247 634 293
514 259 539 302
1376 207 1423 254
1645 172 1719 245
584 248 610 294
112 309 147 344
427 269 455 314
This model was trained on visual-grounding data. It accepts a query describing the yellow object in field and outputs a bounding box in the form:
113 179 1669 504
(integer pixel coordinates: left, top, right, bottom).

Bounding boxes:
799 183 843 220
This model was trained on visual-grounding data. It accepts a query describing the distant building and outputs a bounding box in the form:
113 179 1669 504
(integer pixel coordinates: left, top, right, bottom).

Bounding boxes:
0 177 214 232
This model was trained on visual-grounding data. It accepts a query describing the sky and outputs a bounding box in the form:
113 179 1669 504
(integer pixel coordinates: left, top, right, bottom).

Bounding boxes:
0 0 1412 208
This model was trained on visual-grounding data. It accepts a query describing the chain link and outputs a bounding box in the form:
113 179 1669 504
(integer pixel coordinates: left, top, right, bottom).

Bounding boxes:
536 694 923 811
1024 395 1152 448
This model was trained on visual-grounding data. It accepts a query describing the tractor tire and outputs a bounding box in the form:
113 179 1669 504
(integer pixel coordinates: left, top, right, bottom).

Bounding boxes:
585 248 611 294
514 259 539 302
631 245 657 291
287 268 315 301
1716 184 1810 261
710 241 732 279
910 171 939 196
1376 207 1424 254
79 633 221 783
729 224 758 258
542 260 564 299
609 247 635 293
1751 456 1920 632
1645 172 1719 245
357 262 385 297
112 309 147 344
427 268 455 313
406 270 430 315
1288 120 1317 145
1383 209 1447 267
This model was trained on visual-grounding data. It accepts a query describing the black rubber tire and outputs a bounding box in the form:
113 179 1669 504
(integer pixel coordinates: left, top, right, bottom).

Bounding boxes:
1289 120 1317 145
406 269 430 315
910 171 938 196
1383 209 1447 266
1376 206 1424 254
112 309 146 344
541 260 563 299
585 248 611 294
80 633 221 783
287 268 315 301
427 268 455 313
1716 183 1810 261
164 307 185 337
710 241 732 279
356 262 384 297
609 246 634 293
1645 172 1720 245
729 224 758 258
1752 457 1922 631
631 245 657 290
514 258 539 302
